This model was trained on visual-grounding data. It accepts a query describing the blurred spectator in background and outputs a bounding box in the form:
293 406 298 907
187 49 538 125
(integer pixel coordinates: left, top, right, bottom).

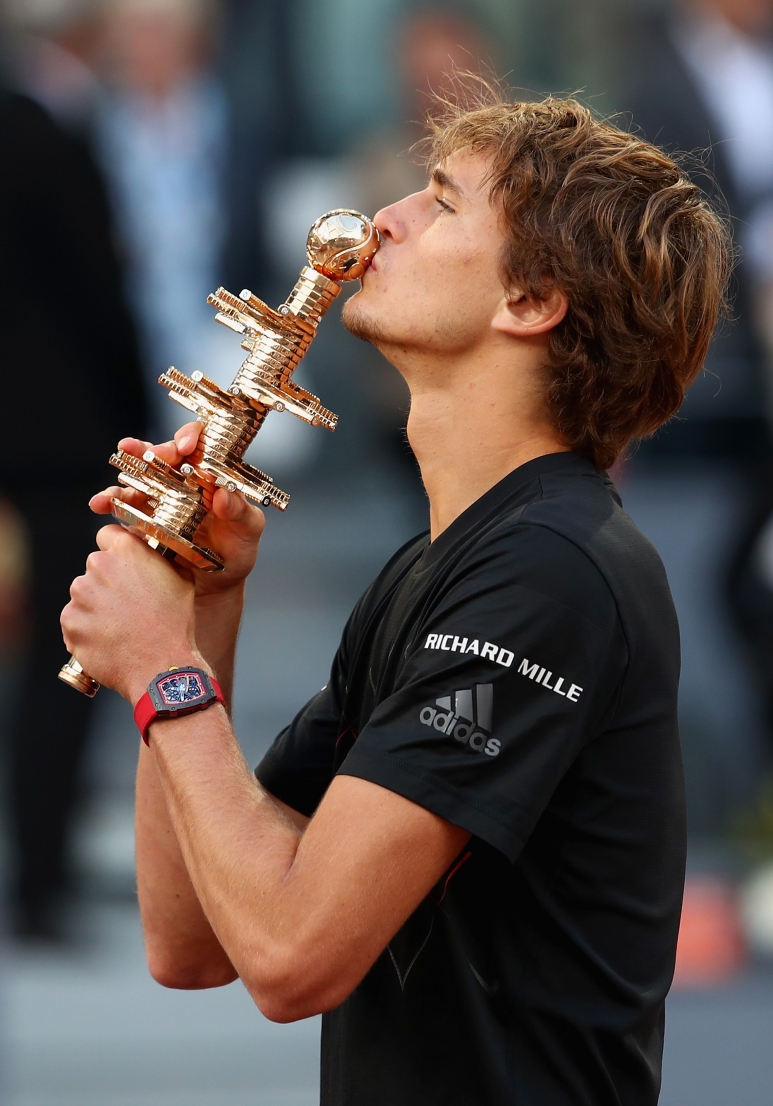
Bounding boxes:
3 0 101 134
624 0 772 456
0 81 147 938
217 0 306 298
350 5 490 214
619 0 773 832
699 0 773 791
92 0 229 439
339 4 495 503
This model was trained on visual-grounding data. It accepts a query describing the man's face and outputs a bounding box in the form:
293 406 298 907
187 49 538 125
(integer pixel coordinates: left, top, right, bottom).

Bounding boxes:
343 150 511 364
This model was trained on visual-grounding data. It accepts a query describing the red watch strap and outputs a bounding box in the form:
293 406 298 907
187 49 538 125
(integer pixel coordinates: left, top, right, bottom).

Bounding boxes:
134 693 159 745
134 677 225 745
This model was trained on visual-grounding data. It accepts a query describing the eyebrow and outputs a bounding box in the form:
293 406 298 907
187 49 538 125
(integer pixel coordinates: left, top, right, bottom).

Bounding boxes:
431 166 466 199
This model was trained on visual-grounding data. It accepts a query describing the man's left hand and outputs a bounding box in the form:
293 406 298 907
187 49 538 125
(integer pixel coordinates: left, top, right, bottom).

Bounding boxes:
61 524 201 704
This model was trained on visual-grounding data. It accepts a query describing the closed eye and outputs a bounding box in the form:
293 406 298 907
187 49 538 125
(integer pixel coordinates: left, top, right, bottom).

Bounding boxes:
436 197 455 213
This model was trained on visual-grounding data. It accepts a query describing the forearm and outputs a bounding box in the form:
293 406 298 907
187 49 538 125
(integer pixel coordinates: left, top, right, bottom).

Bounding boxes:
135 737 238 989
143 705 463 1024
193 584 245 706
63 471 469 1024
147 707 307 1015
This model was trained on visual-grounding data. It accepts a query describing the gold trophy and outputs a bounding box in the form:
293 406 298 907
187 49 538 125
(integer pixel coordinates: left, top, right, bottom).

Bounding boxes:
59 210 380 696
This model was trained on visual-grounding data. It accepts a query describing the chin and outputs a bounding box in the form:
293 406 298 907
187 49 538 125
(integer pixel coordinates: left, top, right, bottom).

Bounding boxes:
341 293 390 345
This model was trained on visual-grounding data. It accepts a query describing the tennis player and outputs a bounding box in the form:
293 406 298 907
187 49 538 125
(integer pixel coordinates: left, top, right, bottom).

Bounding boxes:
62 94 730 1105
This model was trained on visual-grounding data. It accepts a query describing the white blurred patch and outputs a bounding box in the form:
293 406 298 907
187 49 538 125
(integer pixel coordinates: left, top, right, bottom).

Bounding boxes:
264 158 360 277
73 797 136 886
741 861 773 955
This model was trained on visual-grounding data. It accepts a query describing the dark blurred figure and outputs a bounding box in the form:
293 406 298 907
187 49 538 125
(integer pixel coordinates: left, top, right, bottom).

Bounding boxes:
218 0 304 297
0 87 147 938
726 462 773 755
623 0 772 457
619 0 773 827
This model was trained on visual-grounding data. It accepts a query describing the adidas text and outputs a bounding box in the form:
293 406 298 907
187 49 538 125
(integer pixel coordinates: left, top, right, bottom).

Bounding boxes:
419 684 501 757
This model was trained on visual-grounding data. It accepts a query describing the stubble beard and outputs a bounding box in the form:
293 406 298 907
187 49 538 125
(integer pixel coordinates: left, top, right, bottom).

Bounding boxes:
341 294 392 347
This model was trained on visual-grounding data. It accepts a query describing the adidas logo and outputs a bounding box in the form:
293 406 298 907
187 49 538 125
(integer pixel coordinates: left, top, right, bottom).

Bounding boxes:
419 684 501 757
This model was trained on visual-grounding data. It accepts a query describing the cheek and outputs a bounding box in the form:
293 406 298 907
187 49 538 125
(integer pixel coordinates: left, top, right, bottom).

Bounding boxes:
423 222 501 299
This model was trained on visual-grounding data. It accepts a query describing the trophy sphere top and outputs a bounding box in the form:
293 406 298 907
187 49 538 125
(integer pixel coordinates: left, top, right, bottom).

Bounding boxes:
307 209 380 281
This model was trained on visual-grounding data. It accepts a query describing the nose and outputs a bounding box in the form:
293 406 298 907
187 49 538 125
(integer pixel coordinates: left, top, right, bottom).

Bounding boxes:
373 196 410 244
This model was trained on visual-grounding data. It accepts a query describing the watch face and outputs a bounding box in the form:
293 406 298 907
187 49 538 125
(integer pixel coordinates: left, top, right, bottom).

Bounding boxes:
157 671 206 706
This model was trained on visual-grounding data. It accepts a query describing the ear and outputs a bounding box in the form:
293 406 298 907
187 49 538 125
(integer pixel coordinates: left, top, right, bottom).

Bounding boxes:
491 286 568 339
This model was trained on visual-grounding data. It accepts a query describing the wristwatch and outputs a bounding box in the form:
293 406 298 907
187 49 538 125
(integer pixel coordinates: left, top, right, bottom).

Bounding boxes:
134 666 225 745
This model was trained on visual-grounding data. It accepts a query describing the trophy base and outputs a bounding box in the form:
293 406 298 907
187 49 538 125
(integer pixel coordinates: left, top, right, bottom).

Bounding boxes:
111 500 224 572
58 657 100 697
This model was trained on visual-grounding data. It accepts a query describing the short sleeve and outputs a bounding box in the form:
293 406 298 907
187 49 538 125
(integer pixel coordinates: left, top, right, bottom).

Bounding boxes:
255 534 429 817
256 629 350 816
336 526 627 861
256 680 343 817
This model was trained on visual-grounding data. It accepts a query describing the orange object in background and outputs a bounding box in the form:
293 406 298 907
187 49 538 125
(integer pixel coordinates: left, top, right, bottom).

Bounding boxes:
673 877 747 989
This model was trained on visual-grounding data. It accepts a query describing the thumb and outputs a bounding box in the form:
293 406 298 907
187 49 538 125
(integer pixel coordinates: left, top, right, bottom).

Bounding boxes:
214 488 248 520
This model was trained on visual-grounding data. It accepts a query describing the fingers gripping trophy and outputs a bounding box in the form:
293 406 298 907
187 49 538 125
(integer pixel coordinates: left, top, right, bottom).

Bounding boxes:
59 210 380 696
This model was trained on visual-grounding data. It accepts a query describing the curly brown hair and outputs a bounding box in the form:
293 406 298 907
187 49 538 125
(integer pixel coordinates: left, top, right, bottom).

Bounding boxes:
426 92 733 469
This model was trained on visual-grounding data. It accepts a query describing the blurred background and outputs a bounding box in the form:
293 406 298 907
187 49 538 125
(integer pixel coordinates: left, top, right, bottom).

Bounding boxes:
1 0 773 1101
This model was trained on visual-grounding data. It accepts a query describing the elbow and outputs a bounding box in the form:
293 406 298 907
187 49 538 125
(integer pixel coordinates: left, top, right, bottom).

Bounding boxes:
251 986 340 1025
146 945 239 992
243 947 355 1024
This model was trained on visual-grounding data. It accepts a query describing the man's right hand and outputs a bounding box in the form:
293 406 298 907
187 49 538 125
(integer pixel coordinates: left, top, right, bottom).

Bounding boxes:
89 421 266 599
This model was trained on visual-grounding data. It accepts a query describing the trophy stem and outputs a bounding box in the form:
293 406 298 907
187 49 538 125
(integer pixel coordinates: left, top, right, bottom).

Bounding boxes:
58 656 100 697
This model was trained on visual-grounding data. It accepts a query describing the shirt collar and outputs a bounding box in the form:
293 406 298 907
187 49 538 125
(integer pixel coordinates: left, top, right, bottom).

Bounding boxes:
421 451 604 566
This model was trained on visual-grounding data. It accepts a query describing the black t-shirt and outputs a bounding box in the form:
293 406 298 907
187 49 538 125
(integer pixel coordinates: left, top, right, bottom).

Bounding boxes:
256 452 685 1106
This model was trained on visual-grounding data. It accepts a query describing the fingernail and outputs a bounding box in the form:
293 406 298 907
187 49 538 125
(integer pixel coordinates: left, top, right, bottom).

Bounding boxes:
177 434 192 451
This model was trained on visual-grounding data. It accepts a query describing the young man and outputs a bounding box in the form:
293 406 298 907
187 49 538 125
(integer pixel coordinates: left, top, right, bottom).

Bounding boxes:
62 95 730 1105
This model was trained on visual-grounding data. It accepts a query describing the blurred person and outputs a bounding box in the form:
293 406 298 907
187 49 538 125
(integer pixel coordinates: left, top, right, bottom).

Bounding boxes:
351 5 493 213
346 4 495 503
2 0 102 132
623 0 772 455
726 462 773 760
62 93 730 1105
693 1 773 780
0 86 147 938
618 0 773 828
217 0 307 294
93 0 228 439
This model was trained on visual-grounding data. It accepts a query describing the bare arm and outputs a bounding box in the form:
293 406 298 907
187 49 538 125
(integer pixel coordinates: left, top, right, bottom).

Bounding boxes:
135 739 238 988
135 732 309 989
90 426 310 982
144 702 468 1022
64 427 468 1020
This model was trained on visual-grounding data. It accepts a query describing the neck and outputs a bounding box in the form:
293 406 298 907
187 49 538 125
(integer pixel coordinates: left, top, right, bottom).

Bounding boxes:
400 345 568 540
